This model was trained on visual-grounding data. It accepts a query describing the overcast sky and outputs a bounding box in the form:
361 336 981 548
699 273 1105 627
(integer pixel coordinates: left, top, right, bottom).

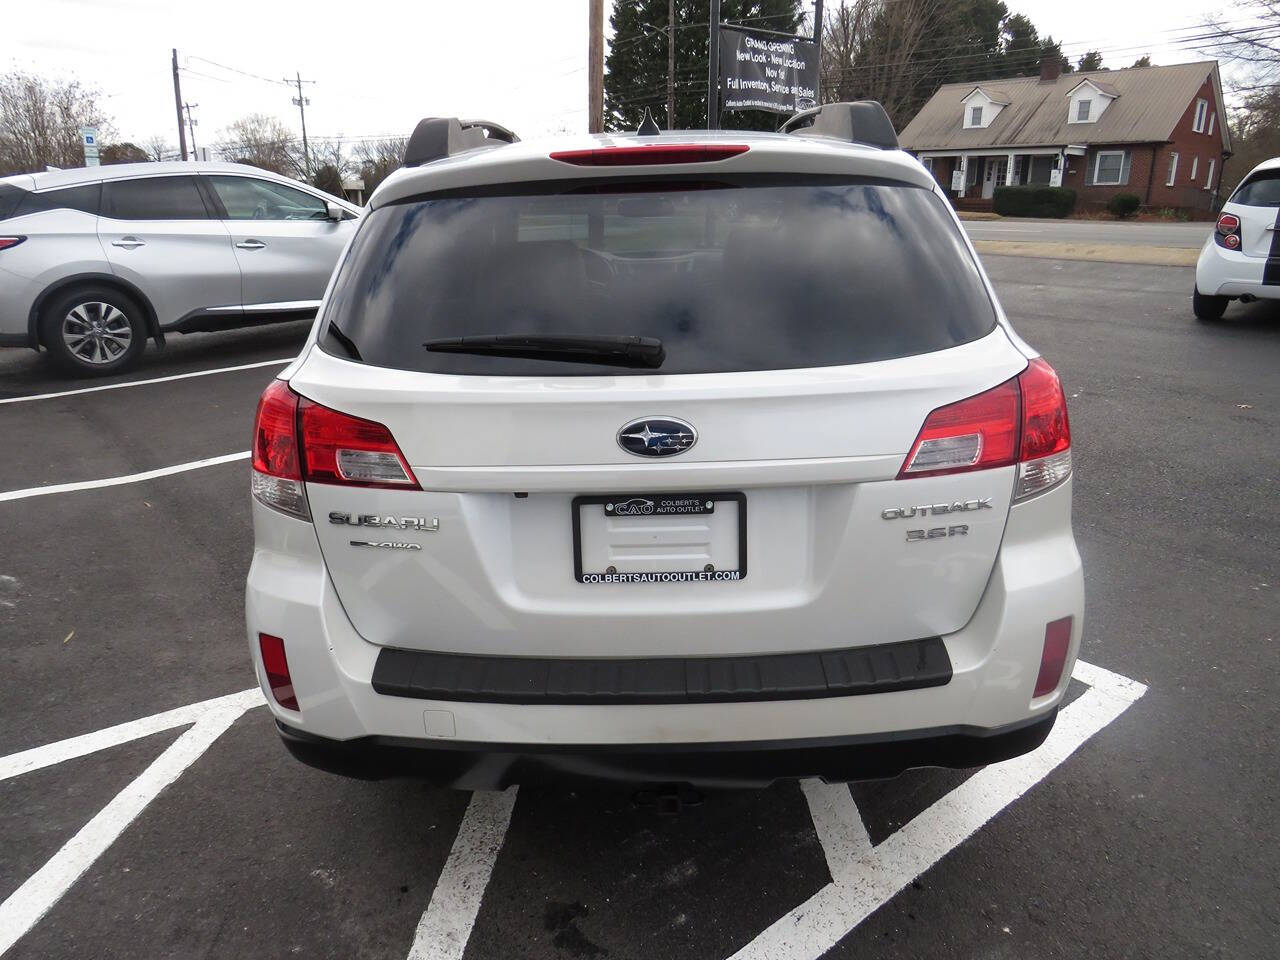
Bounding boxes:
1 0 1255 154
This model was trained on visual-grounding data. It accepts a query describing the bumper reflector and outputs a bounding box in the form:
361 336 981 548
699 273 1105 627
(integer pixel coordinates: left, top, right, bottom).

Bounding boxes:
1034 616 1073 698
259 633 299 710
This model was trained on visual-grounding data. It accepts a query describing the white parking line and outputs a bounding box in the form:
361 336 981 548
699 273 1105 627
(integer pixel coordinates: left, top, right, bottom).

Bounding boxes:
0 451 249 503
0 358 293 405
0 690 263 957
407 788 519 960
730 661 1147 960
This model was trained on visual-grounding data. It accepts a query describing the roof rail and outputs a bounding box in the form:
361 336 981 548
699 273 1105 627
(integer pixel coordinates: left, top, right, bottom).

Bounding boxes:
779 101 898 151
403 117 520 168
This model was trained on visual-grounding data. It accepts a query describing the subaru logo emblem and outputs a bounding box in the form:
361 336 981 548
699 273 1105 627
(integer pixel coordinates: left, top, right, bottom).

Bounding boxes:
617 417 697 458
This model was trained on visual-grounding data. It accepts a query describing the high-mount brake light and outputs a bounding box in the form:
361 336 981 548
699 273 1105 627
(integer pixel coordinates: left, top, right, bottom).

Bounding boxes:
299 399 420 489
549 144 749 166
251 380 309 520
0 236 26 251
898 357 1072 501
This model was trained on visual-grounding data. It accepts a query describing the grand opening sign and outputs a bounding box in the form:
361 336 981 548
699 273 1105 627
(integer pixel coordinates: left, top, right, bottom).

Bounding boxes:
719 26 818 115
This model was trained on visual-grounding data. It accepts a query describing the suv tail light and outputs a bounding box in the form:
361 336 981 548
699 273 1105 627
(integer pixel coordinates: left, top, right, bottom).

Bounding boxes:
899 358 1072 501
251 380 419 520
1215 213 1241 250
0 236 26 251
550 144 749 166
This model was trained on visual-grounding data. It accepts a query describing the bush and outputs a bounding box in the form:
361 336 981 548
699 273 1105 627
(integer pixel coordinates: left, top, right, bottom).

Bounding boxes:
1106 193 1142 219
992 186 1076 218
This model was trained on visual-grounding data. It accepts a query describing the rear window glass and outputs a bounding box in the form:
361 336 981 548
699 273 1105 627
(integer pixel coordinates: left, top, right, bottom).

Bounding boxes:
0 184 26 220
321 177 996 377
1230 170 1280 207
103 176 209 220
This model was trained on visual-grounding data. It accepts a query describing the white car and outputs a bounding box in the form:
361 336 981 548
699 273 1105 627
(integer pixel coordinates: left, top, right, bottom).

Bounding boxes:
246 107 1081 790
1194 156 1280 321
0 162 360 375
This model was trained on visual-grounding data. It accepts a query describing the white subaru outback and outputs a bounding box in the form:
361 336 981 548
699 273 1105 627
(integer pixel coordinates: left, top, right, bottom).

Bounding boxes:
246 105 1081 790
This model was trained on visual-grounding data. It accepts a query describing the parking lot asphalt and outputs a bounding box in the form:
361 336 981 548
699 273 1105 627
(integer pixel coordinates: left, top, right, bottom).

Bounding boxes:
1 260 1277 960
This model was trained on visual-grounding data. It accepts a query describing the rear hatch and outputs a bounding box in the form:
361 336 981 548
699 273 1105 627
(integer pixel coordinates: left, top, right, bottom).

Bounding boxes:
291 170 1031 659
1225 168 1280 258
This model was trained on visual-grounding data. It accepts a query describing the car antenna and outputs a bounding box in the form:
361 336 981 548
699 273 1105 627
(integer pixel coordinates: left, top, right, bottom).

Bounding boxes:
637 107 661 137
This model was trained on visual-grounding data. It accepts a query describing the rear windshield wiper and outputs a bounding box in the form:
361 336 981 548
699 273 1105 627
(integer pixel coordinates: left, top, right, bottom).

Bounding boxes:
423 334 665 369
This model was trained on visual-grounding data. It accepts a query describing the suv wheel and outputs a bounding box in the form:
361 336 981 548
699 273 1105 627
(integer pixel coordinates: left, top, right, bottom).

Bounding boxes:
1193 287 1229 322
41 286 147 376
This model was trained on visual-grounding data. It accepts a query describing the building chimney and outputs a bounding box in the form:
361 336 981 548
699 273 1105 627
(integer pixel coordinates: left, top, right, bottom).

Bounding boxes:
1039 58 1063 84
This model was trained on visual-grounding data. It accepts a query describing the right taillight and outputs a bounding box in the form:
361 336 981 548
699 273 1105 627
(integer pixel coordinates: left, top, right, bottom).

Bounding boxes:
0 236 26 251
1215 213 1241 250
899 357 1072 501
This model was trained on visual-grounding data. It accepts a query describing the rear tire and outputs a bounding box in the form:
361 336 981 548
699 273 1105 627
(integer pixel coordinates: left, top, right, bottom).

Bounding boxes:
40 285 147 376
1193 287 1229 322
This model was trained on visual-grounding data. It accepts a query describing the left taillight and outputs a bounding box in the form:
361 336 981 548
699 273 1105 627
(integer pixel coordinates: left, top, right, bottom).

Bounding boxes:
251 380 421 518
251 379 309 520
0 236 26 251
898 357 1072 501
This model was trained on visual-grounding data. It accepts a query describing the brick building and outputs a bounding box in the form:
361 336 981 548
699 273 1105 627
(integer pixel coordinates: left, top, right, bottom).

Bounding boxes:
897 60 1232 218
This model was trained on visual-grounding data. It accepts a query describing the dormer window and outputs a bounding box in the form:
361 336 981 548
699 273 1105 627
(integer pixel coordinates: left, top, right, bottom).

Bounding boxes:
970 106 983 126
960 87 1007 129
1067 79 1116 124
1076 99 1091 122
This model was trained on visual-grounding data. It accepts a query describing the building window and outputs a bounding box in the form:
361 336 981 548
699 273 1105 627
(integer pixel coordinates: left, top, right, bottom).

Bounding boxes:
1093 150 1125 186
921 157 934 173
1190 156 1199 181
1206 159 1216 190
1193 98 1208 133
1208 112 1216 137
970 106 983 127
1166 152 1179 187
1076 99 1092 122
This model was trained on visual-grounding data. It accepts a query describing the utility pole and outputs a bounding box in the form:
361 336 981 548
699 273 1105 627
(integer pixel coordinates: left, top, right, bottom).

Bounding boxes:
588 0 604 133
183 103 199 160
667 0 675 129
812 0 824 102
288 72 315 179
172 49 188 161
707 0 721 129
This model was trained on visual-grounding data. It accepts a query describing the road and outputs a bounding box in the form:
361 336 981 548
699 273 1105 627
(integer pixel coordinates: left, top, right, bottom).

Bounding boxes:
963 217 1210 248
1 258 1277 960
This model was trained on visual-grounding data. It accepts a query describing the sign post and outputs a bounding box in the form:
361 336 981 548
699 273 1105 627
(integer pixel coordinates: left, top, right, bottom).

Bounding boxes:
80 127 100 167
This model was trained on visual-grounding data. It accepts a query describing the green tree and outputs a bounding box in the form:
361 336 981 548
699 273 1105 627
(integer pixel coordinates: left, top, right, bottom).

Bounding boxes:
605 0 806 132
1039 36 1072 75
1132 54 1152 67
998 13 1040 77
1077 50 1105 72
100 142 149 165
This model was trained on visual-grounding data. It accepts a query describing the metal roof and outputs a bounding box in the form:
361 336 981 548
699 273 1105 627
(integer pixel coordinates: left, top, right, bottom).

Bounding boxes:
899 61 1229 153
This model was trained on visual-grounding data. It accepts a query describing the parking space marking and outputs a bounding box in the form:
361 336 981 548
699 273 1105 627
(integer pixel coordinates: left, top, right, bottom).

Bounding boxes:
407 788 519 960
0 358 294 405
0 690 264 957
730 660 1147 960
0 451 249 503
800 780 872 885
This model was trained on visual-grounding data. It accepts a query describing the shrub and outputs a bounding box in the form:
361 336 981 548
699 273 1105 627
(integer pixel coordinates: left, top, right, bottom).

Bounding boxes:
1106 193 1142 219
992 186 1077 218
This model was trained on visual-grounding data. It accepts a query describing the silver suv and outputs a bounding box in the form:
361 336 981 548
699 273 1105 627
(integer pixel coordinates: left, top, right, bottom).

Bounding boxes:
0 162 360 376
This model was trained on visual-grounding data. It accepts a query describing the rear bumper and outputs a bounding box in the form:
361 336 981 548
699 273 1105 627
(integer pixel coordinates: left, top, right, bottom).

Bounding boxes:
1196 240 1280 298
246 474 1083 785
275 710 1057 789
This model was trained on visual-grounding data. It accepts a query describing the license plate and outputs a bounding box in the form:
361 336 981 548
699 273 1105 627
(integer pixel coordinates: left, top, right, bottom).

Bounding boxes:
572 492 747 584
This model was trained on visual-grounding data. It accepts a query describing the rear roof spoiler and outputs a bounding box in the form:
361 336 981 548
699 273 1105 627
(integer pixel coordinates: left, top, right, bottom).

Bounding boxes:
403 117 520 168
779 101 898 151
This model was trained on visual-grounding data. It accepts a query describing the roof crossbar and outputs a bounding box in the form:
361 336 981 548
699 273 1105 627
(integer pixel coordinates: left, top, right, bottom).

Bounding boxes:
403 117 520 168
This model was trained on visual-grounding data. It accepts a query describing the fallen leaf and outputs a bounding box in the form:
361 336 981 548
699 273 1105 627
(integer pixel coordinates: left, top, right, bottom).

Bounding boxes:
1237 404 1253 410
63 630 75 644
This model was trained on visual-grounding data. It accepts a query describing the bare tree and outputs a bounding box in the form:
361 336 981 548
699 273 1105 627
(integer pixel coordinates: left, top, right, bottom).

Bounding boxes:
819 0 932 125
0 71 112 174
352 137 406 194
144 135 174 162
1203 1 1280 85
216 113 302 177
